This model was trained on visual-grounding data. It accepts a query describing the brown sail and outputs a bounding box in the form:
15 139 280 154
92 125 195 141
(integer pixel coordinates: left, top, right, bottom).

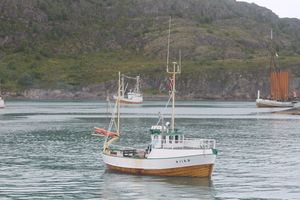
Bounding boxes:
270 70 289 101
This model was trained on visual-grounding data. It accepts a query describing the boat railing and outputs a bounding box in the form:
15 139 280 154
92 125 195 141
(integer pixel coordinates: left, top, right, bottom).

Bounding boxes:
183 138 216 149
152 138 216 149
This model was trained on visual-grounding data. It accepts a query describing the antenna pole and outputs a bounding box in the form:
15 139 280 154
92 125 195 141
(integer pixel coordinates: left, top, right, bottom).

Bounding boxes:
136 76 140 93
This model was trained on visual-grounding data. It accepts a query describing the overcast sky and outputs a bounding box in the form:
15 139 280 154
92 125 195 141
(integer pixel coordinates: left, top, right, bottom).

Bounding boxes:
238 0 300 19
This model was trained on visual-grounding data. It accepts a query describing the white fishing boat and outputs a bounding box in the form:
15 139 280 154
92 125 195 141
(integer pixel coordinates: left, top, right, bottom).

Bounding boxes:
94 18 217 177
0 96 4 108
113 74 143 104
256 30 297 108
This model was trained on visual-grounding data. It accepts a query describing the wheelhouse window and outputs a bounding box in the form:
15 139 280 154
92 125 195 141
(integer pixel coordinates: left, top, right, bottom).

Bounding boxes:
162 135 166 143
169 135 173 143
175 135 179 143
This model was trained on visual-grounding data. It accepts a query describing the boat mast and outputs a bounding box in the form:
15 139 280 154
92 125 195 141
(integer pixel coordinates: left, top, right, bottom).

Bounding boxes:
166 17 171 70
269 29 277 71
102 72 121 151
121 74 125 97
117 72 121 135
136 76 140 93
166 17 181 132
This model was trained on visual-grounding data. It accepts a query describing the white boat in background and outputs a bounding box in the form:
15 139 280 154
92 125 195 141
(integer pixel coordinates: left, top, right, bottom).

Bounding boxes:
256 30 297 108
113 74 143 104
93 18 217 177
0 96 4 108
256 91 296 108
0 82 4 108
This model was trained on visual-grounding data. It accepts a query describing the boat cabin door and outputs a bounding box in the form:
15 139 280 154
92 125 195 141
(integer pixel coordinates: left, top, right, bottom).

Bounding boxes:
151 135 162 148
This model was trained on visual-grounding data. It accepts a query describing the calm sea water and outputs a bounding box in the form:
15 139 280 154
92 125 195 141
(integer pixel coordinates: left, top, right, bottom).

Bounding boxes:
0 100 300 199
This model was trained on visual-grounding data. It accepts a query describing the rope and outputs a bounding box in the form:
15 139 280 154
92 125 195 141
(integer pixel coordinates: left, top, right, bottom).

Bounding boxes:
156 94 172 125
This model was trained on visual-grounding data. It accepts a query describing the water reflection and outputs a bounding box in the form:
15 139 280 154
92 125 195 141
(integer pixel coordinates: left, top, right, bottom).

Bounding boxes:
102 172 215 200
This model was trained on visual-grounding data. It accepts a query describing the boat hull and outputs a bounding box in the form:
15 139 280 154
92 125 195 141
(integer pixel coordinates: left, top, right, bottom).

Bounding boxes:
102 152 216 177
256 98 295 108
106 163 213 177
119 98 143 104
113 95 143 104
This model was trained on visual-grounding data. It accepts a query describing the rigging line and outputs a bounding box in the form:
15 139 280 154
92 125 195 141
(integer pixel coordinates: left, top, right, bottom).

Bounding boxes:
156 94 172 125
124 83 128 93
103 98 117 148
108 99 118 132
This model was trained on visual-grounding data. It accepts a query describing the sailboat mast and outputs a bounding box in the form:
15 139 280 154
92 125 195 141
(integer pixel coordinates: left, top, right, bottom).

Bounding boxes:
269 29 277 100
269 29 277 70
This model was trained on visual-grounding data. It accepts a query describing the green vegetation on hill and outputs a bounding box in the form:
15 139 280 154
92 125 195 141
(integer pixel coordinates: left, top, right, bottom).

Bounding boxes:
1 0 300 97
0 51 162 91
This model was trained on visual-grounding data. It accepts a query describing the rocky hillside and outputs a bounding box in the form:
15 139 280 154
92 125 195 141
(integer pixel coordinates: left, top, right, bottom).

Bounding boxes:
1 0 300 99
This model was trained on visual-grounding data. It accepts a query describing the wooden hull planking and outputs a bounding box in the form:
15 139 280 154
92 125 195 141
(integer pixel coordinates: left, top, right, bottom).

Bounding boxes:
102 151 216 177
106 164 214 177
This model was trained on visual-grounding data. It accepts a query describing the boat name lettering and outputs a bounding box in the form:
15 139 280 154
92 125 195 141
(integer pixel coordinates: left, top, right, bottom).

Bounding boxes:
176 159 190 164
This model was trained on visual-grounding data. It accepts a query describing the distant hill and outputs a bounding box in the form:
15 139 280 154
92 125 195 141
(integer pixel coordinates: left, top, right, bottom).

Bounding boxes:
1 0 300 99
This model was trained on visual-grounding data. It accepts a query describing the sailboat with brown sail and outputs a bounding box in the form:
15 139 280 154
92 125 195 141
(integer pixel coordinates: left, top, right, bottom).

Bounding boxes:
256 30 297 107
